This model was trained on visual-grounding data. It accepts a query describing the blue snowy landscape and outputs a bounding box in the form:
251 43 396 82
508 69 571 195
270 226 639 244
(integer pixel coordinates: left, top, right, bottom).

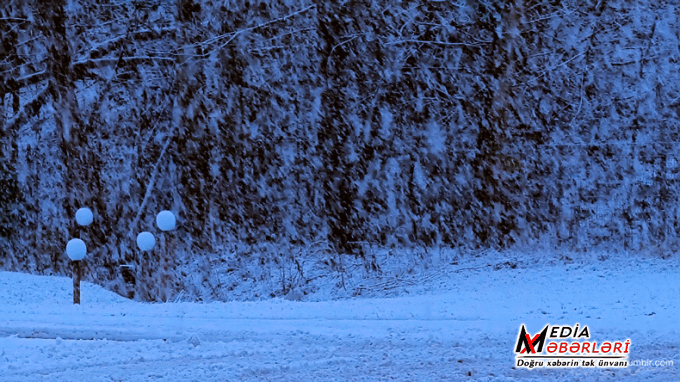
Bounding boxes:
1 251 678 380
1 0 679 380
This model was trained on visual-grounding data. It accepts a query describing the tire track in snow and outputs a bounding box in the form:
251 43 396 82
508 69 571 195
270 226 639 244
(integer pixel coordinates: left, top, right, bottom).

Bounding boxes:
1 335 360 382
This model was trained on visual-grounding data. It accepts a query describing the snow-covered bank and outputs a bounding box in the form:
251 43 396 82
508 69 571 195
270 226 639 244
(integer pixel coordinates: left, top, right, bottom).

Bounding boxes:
1 253 679 381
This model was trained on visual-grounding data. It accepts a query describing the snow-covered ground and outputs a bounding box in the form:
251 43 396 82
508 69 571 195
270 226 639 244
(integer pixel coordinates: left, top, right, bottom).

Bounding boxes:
1 252 679 381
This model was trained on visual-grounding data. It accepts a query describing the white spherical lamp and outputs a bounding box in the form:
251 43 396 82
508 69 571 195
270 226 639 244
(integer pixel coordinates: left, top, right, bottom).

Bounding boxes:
66 238 87 261
156 210 176 231
136 231 156 251
75 208 93 226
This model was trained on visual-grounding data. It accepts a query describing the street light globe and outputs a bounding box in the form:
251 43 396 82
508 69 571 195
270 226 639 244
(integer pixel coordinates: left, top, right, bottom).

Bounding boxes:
136 231 156 251
156 210 176 231
66 239 87 261
75 208 93 226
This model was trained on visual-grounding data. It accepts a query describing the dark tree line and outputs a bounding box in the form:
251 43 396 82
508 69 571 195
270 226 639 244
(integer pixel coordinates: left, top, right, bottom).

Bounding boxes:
2 0 680 299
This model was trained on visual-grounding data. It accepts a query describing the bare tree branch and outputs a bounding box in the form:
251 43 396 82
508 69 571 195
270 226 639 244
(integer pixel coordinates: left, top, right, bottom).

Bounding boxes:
180 4 316 57
73 56 175 70
87 27 177 59
126 89 175 240
126 132 173 239
386 39 485 47
16 71 48 88
16 55 173 88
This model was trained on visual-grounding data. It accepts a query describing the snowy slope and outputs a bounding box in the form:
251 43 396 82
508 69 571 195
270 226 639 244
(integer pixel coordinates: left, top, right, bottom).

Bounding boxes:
0 254 679 381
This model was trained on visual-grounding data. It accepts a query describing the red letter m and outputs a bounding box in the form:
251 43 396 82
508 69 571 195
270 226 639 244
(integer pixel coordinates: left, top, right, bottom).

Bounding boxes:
515 325 549 354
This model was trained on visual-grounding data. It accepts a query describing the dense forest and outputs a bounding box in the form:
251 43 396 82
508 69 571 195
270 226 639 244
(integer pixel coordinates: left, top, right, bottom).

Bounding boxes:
2 0 680 300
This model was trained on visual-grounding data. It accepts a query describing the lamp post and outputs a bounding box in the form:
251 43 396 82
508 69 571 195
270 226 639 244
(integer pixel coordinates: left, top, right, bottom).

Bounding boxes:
132 231 156 299
66 207 93 304
132 211 175 301
66 238 86 304
156 210 176 302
